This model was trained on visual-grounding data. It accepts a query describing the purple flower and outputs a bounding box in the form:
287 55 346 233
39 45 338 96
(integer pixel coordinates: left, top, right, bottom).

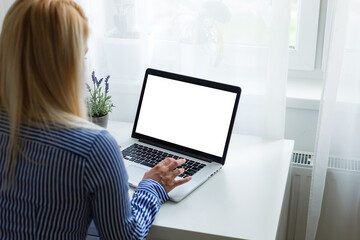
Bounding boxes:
105 75 110 84
91 71 98 84
105 75 110 93
87 71 114 115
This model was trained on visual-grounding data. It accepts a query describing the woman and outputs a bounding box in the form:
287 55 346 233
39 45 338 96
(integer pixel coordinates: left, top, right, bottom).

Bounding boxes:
0 0 191 239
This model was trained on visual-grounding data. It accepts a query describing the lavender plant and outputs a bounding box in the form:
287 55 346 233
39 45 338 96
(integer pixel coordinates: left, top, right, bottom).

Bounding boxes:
86 71 115 117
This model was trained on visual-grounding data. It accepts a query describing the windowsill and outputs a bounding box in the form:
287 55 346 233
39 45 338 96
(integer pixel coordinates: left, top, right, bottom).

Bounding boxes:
110 76 324 111
286 77 323 111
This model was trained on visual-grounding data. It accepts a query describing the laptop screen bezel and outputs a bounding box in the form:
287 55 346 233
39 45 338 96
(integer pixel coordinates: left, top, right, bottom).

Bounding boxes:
131 68 241 165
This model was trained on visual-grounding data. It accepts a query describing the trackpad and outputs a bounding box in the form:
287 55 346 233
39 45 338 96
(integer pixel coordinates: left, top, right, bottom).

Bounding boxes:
127 165 148 186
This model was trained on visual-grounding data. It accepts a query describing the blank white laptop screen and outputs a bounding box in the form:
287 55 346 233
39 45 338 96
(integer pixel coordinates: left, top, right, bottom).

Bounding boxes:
135 75 237 157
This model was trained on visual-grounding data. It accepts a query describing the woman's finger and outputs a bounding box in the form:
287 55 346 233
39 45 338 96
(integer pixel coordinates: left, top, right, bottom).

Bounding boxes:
156 157 173 167
167 158 186 170
172 168 185 178
173 176 192 187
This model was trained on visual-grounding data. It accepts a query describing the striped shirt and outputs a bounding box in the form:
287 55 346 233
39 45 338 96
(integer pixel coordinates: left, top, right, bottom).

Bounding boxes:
0 113 169 239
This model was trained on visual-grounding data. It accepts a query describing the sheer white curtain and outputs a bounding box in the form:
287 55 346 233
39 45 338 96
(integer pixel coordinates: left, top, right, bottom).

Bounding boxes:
78 0 290 139
306 0 360 239
0 0 14 30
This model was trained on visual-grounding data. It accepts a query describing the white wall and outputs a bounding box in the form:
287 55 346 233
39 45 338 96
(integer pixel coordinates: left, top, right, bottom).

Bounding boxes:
285 107 319 152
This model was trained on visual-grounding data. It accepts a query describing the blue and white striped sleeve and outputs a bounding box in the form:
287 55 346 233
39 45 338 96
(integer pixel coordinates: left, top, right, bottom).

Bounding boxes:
84 130 169 240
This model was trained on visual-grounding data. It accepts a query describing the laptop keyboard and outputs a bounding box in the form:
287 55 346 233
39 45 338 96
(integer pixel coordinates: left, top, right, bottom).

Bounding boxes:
122 143 207 178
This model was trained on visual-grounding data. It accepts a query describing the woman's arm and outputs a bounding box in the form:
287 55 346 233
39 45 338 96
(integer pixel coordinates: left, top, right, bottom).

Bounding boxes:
84 130 167 240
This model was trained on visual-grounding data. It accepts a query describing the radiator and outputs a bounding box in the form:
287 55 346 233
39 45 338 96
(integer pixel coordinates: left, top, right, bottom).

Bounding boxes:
286 152 314 240
286 152 360 240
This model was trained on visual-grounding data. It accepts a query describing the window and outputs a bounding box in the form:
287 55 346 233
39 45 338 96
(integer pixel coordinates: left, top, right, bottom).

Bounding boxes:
289 0 300 49
288 0 321 70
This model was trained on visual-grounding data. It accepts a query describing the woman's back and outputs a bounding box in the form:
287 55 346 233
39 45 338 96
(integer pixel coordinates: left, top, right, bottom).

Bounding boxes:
0 112 161 239
0 113 104 239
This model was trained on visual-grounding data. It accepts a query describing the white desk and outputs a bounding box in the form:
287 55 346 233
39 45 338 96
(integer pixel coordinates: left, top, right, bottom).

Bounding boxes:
88 121 294 240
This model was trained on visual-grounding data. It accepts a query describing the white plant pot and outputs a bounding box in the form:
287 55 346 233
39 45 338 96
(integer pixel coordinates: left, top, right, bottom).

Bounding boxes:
90 114 109 129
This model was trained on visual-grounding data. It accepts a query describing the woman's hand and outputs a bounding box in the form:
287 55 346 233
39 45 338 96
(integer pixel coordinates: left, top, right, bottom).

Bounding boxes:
143 158 192 193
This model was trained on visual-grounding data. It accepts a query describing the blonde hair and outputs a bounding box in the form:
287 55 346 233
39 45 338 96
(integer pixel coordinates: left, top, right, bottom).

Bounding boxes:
0 0 89 187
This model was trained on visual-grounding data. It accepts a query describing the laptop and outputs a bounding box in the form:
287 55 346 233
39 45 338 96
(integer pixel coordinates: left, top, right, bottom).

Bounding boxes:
121 68 241 202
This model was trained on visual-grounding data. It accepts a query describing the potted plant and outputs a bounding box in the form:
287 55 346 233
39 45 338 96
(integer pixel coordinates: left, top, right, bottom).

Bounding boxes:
86 71 115 128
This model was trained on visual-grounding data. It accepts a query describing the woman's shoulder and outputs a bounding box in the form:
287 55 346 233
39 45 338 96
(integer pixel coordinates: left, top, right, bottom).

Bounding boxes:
21 120 117 158
0 112 118 158
53 122 118 156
